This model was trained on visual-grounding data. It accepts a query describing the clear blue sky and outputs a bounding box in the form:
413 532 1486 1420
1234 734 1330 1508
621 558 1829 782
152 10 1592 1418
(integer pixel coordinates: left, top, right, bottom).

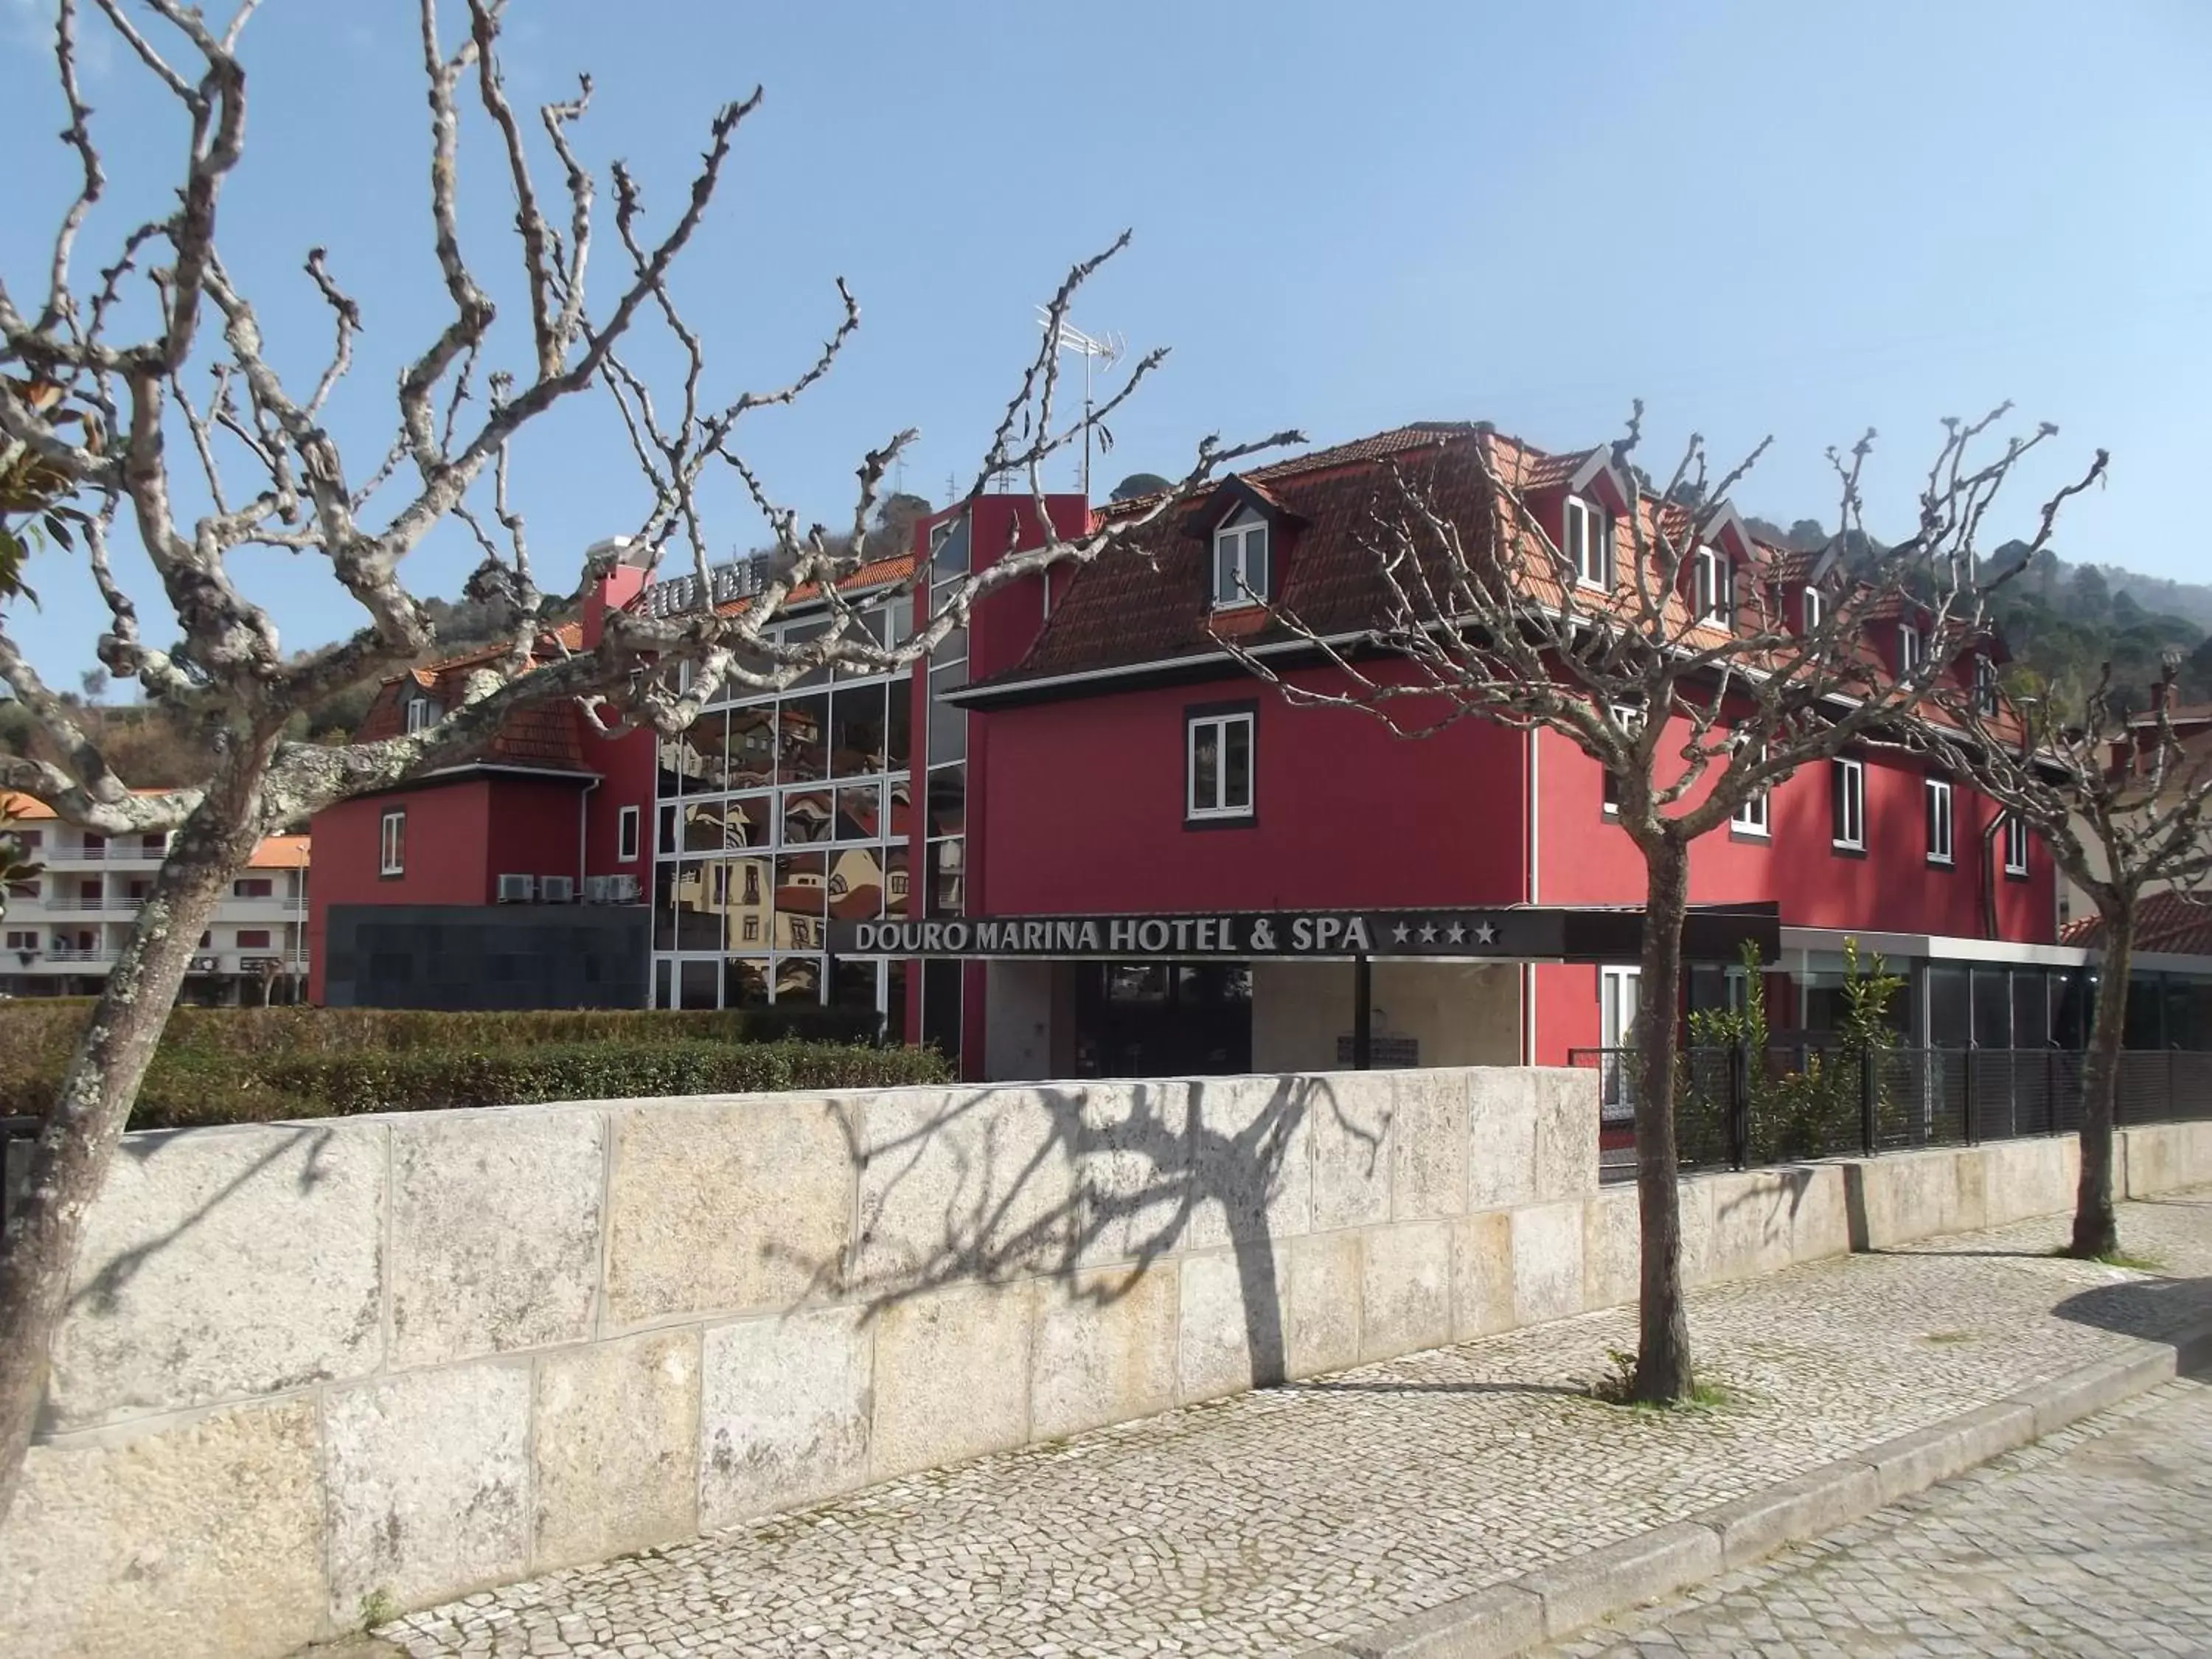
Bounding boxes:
5 0 2209 685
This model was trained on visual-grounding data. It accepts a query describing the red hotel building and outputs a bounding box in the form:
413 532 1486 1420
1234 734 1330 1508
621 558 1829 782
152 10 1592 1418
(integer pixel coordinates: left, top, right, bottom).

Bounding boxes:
321 420 2139 1082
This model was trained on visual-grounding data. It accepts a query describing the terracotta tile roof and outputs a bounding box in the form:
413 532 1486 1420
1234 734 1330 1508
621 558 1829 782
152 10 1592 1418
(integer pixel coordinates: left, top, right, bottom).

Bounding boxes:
980 421 2014 724
710 554 917 619
248 833 312 869
358 624 592 775
2061 889 2212 957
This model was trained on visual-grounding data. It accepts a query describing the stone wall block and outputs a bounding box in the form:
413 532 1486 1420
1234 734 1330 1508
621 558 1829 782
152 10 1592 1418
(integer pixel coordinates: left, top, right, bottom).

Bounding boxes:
323 1362 531 1624
852 1088 1079 1298
389 1108 604 1369
1177 1248 1276 1402
49 1121 385 1431
1531 1067 1600 1202
699 1307 872 1530
1181 1074 1315 1252
1031 1266 1180 1441
1360 1221 1451 1361
1510 1199 1586 1327
1071 1080 1197 1268
1286 1230 1363 1378
1310 1072 1395 1231
1788 1164 1852 1263
1390 1070 1468 1220
1705 1171 1796 1283
1450 1210 1517 1340
869 1284 1034 1481
1467 1068 1539 1211
533 1328 701 1571
1582 1186 1641 1310
0 1400 325 1659
604 1096 854 1328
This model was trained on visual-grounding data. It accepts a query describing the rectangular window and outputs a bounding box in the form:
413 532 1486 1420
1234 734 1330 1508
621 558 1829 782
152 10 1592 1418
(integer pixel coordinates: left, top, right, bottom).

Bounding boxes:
617 804 641 863
1975 655 2000 717
1925 778 1954 865
405 697 441 734
2003 813 2031 877
4 931 32 950
236 929 271 950
1186 709 1256 821
1832 757 1865 851
1565 496 1611 588
379 808 406 877
1899 625 1924 675
1599 966 1641 1112
1694 546 1732 625
1801 585 1826 634
1211 516 1270 610
1601 702 1643 818
231 877 273 897
1731 737 1770 836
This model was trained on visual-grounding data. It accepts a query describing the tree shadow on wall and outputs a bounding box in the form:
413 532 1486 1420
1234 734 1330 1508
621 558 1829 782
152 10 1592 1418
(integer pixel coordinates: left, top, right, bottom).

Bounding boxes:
768 1073 1387 1392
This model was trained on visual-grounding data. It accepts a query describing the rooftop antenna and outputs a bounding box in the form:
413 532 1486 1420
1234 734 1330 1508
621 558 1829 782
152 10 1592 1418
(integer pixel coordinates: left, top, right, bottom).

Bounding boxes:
1037 306 1125 500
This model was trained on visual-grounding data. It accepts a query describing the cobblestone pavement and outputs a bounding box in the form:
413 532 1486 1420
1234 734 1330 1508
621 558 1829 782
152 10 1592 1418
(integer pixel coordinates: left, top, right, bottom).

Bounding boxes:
383 1192 2212 1659
1547 1372 2212 1658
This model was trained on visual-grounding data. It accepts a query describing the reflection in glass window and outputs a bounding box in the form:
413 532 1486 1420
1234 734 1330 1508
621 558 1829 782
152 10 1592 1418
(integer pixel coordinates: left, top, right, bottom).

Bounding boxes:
886 677 914 771
831 683 888 777
671 862 723 950
928 836 964 917
775 850 829 939
679 959 719 1009
884 844 911 919
928 676 966 766
826 844 885 920
834 782 883 842
777 955 823 1003
832 958 880 1023
779 692 830 781
726 707 777 787
782 790 834 845
723 956 770 1008
928 765 966 839
680 713 728 793
653 860 676 950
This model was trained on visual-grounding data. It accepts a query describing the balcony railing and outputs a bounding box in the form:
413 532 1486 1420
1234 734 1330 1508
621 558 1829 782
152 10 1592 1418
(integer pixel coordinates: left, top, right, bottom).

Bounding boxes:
19 895 148 912
35 844 167 866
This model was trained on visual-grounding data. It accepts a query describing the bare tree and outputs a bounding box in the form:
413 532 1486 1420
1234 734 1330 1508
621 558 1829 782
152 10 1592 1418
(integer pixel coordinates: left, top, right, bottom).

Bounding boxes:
1228 406 2104 1402
1914 662 2212 1258
0 0 1295 1523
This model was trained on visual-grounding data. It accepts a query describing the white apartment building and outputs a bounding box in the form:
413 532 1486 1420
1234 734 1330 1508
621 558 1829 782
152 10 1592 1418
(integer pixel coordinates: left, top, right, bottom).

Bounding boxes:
1 800 310 1004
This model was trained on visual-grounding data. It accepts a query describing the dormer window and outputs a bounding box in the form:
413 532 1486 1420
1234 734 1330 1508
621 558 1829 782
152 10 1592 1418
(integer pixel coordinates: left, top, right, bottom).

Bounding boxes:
1899 624 1924 676
1211 507 1270 611
1801 584 1826 635
1564 495 1613 589
1692 546 1733 625
405 695 442 735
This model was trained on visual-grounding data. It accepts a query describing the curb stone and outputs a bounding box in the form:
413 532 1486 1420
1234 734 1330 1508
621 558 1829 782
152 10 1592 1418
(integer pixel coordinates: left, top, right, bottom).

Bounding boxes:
1296 1313 2212 1659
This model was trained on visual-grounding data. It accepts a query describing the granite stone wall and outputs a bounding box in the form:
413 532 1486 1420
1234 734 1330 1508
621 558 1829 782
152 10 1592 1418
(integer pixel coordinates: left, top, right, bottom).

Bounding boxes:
2 1068 2204 1659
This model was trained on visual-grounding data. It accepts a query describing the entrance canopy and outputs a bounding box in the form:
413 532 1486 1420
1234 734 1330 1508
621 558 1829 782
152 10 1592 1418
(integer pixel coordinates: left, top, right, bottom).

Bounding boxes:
829 902 1779 964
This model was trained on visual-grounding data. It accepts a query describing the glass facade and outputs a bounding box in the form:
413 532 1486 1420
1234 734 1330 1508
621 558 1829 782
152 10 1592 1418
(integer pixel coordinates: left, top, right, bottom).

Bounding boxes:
648 520 971 1058
650 592 917 1027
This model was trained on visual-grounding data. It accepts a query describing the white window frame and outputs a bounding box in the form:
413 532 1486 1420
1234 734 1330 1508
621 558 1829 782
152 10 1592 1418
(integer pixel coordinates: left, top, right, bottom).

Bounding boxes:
1186 709 1256 820
1801 583 1826 634
1211 511 1270 611
1731 735 1770 836
1599 965 1641 1111
617 804 641 863
1565 495 1611 589
1601 701 1644 818
378 808 406 876
1899 623 1924 675
1975 654 2000 716
1693 546 1731 625
1832 756 1865 851
2003 812 2031 877
405 695 441 735
1925 777 1954 866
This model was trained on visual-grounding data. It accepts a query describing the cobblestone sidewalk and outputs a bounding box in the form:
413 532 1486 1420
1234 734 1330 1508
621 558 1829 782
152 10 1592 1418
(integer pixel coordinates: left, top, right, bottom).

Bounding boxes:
1546 1372 2212 1657
380 1191 2212 1658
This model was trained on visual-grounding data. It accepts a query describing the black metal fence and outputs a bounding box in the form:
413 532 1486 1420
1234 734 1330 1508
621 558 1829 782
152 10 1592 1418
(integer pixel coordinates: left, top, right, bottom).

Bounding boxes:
1571 1045 2212 1183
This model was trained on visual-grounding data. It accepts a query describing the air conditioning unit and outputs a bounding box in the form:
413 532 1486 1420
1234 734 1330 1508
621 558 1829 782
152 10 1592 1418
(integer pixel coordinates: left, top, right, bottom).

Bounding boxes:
582 875 612 904
608 874 643 902
495 873 535 903
540 875 577 904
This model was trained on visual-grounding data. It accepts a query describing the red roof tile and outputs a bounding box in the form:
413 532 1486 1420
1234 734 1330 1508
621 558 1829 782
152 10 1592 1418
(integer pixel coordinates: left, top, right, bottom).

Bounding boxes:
2062 890 2212 958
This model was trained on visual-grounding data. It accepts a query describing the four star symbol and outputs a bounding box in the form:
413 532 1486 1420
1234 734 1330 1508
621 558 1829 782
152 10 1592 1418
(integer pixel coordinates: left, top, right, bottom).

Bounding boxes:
1417 922 1438 944
1473 919 1498 946
1391 922 1411 943
1444 921 1467 945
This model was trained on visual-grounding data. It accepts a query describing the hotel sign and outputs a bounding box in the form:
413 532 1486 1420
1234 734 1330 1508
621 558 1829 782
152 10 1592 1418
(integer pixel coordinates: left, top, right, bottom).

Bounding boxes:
828 905 1778 964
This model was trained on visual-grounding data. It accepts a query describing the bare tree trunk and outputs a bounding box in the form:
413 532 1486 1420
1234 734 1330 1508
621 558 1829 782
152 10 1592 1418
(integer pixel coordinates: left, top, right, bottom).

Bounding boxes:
2071 899 2135 1259
1632 831 1694 1403
0 773 265 1523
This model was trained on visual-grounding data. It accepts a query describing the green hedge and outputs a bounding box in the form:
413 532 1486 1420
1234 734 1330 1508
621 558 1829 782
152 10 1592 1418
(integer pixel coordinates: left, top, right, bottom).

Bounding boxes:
0 1004 947 1128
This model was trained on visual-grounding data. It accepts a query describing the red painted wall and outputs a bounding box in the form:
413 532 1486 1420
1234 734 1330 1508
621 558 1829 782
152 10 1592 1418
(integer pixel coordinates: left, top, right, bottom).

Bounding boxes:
975 666 1530 916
